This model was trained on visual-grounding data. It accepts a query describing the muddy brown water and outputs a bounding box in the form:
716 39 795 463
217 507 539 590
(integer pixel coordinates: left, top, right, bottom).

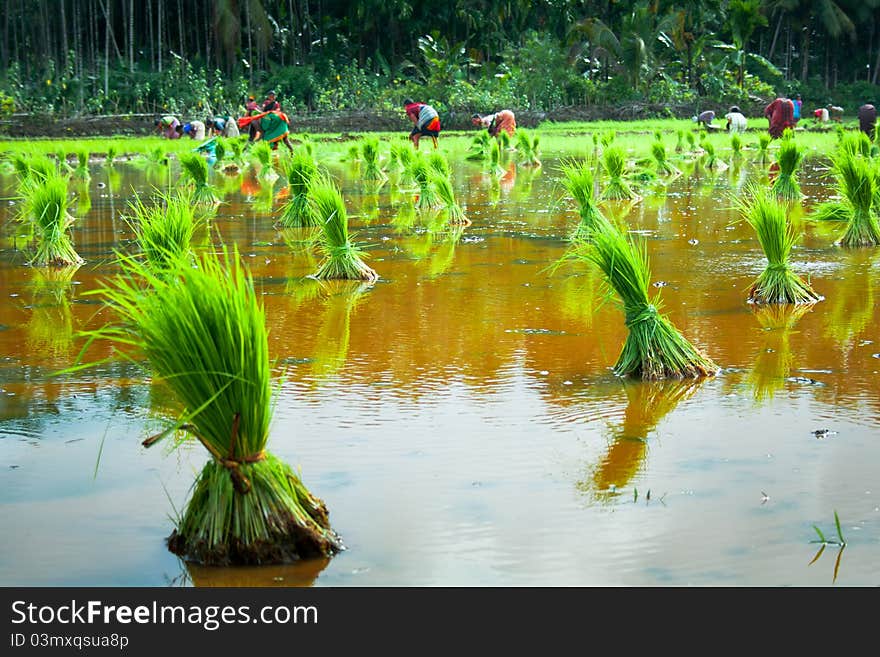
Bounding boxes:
0 151 878 586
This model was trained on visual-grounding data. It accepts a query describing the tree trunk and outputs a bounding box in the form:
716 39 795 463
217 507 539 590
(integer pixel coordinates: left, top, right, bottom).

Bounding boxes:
158 0 163 72
128 0 134 72
103 0 109 97
60 0 69 72
801 25 810 82
246 0 253 87
768 11 783 64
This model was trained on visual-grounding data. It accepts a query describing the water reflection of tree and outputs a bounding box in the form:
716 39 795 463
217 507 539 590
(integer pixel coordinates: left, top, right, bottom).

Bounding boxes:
182 556 330 587
577 379 704 502
749 304 813 402
823 250 878 356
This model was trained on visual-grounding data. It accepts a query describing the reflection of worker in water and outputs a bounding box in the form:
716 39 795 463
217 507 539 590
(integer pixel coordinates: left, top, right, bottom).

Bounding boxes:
500 161 517 194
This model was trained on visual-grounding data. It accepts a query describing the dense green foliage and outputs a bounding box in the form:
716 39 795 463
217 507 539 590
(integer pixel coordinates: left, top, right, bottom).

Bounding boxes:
3 1 880 119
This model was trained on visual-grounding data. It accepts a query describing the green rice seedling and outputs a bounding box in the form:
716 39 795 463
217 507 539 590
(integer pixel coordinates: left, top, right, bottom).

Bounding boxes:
466 131 490 160
564 220 719 379
601 130 616 148
427 151 451 179
730 133 742 158
125 190 196 273
18 172 83 266
516 129 541 167
178 153 221 206
309 177 378 281
250 141 277 181
700 139 718 169
486 139 507 176
834 151 880 247
75 245 343 564
106 144 118 167
771 139 804 201
810 200 852 222
653 130 663 142
388 139 412 175
71 149 90 182
601 146 635 201
14 154 58 193
431 171 470 226
651 141 680 176
499 130 511 150
675 129 685 153
276 150 319 228
736 184 822 304
686 130 696 151
360 136 385 181
229 137 246 165
836 130 871 159
408 152 441 211
756 132 771 163
213 138 227 165
559 157 608 242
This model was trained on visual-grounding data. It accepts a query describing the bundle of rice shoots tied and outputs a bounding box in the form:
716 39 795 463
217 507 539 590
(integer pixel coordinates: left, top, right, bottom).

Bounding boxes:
71 149 91 182
736 183 823 304
14 154 57 195
126 190 196 273
81 245 344 564
251 141 278 181
499 129 512 150
105 144 118 167
427 151 451 180
309 177 378 281
277 150 320 228
836 130 871 159
212 138 227 167
771 138 804 201
178 152 221 206
408 152 441 211
19 171 84 267
700 138 719 169
516 129 541 167
568 220 719 379
466 131 490 160
487 139 506 176
388 139 411 174
651 140 680 177
834 150 880 247
430 171 470 226
675 129 685 153
559 157 608 242
600 146 635 201
360 136 386 181
730 133 742 159
755 133 771 163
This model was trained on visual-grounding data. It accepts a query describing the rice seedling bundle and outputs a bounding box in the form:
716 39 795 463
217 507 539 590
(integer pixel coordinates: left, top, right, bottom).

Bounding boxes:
213 138 227 164
178 153 221 206
601 146 635 201
601 130 616 147
516 129 541 166
675 130 685 153
430 171 470 226
836 131 871 159
408 153 441 211
106 144 118 166
771 139 803 201
18 172 83 267
14 155 57 193
834 151 880 247
651 141 679 176
499 130 511 150
487 140 506 176
277 150 319 228
730 134 742 157
250 140 278 181
560 158 608 242
82 246 342 564
811 200 852 223
126 191 195 273
360 136 385 181
737 184 822 304
309 178 378 281
72 149 90 182
571 220 718 379
466 131 490 161
427 152 451 179
685 131 696 150
700 139 717 169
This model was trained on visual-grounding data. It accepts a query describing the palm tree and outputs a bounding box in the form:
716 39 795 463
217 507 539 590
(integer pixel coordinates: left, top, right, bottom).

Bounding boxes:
727 0 768 88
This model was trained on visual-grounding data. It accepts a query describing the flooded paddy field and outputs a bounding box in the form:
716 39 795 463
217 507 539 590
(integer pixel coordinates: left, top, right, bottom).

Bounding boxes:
0 137 878 586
